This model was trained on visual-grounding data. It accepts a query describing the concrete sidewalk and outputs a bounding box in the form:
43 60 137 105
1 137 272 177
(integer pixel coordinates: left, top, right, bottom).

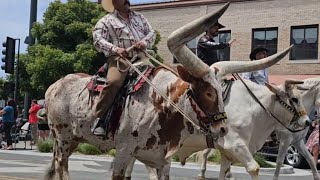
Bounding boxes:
1 141 314 179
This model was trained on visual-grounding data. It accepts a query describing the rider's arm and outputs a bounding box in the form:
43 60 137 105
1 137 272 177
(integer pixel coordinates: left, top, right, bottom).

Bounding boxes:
198 36 229 50
92 17 118 57
252 69 268 83
139 14 156 49
241 72 252 80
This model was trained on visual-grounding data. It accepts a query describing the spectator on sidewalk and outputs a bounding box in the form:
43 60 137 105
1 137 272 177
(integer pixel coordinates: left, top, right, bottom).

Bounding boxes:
306 112 320 164
36 105 49 140
0 100 18 150
28 99 41 145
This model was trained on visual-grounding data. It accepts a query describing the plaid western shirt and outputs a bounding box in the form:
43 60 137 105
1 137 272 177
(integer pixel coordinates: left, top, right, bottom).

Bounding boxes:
93 10 156 58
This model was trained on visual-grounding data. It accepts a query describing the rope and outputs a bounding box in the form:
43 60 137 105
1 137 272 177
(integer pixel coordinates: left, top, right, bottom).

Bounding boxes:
232 73 306 133
119 54 205 133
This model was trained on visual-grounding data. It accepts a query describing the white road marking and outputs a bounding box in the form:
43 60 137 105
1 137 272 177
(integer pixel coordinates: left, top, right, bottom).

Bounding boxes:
0 159 106 173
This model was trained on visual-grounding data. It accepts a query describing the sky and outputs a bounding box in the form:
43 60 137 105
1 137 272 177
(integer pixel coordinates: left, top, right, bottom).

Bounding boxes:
0 0 175 78
0 0 69 77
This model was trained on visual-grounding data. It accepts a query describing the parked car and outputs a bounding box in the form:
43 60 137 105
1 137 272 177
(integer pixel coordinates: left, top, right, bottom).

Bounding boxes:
258 127 317 169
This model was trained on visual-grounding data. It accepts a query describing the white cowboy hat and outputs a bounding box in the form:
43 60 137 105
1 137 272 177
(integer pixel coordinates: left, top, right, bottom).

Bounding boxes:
101 0 114 12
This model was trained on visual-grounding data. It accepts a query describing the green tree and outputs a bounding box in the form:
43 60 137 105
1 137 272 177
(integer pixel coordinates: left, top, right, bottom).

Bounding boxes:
19 0 106 96
0 77 7 100
20 0 163 97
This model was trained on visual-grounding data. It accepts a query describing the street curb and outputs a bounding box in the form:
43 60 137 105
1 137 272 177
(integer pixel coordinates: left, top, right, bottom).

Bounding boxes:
0 149 310 177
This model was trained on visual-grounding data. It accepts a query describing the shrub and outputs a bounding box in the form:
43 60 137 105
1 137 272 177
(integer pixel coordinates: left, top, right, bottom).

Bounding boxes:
254 154 275 168
171 155 180 162
37 139 54 153
186 153 197 163
207 150 221 163
108 149 117 157
76 143 101 155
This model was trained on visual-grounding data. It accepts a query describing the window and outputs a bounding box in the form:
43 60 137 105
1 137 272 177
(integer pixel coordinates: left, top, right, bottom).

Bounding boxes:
173 39 197 63
252 28 278 56
290 25 318 60
213 30 231 61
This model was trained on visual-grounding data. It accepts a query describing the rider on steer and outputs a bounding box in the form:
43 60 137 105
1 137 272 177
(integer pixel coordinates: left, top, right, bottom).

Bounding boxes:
92 0 156 135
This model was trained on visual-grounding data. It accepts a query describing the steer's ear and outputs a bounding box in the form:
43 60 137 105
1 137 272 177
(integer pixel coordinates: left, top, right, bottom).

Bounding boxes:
177 65 195 83
265 83 286 96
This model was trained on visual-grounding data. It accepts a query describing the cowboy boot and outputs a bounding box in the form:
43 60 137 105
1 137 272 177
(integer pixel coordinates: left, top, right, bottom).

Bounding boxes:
92 84 115 136
92 58 129 136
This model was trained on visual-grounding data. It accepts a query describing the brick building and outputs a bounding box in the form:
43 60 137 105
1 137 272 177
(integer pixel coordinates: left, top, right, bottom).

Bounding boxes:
99 0 320 83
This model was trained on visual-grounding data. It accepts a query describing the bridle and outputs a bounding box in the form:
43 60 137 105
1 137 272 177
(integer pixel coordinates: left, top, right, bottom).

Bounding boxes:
186 86 227 136
233 73 307 133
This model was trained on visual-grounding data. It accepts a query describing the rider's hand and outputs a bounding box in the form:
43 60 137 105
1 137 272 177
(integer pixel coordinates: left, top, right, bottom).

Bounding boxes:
116 48 128 57
134 41 147 50
228 39 236 47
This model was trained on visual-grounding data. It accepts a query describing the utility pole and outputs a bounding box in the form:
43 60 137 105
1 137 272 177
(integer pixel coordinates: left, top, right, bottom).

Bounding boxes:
23 0 37 120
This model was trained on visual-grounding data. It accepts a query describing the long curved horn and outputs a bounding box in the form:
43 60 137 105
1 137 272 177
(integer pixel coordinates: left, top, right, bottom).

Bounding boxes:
167 3 230 78
285 80 304 86
285 79 304 90
213 45 294 77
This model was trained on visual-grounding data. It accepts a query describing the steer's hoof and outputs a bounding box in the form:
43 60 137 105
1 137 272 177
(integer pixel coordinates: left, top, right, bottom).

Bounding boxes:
124 177 131 180
197 175 205 180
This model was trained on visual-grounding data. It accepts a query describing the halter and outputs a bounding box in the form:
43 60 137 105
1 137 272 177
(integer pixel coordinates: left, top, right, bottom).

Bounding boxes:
187 87 227 136
275 95 308 131
233 73 307 133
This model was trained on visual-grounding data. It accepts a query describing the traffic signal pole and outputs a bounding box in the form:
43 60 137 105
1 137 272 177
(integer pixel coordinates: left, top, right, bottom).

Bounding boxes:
14 38 20 103
23 0 37 120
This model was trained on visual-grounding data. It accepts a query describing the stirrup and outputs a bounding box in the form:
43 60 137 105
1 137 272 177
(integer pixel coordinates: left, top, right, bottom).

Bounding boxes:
91 118 100 133
93 127 106 136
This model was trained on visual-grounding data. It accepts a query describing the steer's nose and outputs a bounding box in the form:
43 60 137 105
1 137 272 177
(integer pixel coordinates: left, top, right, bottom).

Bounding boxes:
305 119 312 127
220 126 228 136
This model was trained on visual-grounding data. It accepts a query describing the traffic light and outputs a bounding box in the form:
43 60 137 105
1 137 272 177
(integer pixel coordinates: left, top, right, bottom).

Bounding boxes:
1 37 16 74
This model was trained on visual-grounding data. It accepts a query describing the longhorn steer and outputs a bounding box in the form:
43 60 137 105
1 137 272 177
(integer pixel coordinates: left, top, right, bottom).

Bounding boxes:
179 79 311 180
196 78 320 180
272 77 320 180
44 3 293 180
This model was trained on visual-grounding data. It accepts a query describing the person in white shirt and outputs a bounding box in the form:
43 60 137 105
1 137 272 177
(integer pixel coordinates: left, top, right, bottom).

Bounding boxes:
242 47 269 85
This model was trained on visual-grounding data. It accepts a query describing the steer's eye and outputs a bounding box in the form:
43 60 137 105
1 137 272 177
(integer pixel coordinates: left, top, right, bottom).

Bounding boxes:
206 92 212 98
291 97 299 103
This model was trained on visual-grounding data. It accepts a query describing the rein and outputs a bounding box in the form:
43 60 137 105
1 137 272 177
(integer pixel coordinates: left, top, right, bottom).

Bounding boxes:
119 52 221 136
232 73 306 133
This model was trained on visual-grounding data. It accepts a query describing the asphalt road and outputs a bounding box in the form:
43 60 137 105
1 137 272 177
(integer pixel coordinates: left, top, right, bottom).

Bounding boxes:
0 150 315 180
